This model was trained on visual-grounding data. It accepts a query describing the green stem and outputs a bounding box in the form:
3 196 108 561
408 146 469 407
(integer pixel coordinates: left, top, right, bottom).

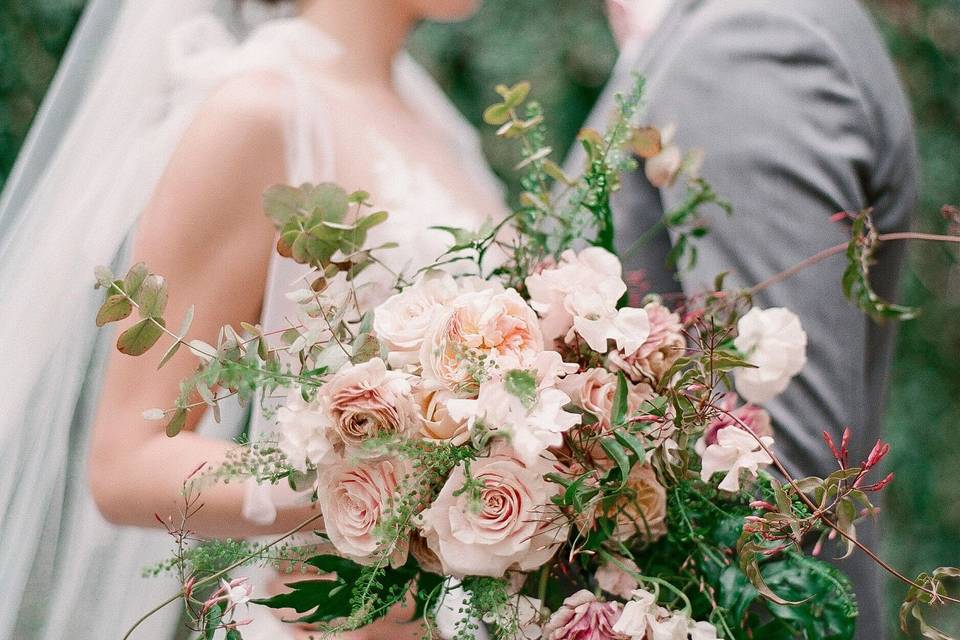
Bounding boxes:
122 512 324 640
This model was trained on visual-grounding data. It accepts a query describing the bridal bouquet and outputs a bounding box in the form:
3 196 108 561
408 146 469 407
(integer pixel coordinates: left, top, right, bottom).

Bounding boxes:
96 82 959 640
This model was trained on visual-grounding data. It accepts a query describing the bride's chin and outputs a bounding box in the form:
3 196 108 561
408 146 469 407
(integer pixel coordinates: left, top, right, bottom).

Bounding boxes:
412 0 482 22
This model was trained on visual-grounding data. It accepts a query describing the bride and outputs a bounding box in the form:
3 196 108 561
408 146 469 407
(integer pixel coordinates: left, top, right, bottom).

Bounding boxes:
0 0 505 638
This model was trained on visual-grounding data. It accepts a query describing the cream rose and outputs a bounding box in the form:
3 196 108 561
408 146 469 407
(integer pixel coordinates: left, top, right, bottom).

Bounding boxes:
733 307 807 404
419 448 567 577
373 271 458 368
419 286 544 393
415 387 469 443
318 456 411 567
605 464 668 543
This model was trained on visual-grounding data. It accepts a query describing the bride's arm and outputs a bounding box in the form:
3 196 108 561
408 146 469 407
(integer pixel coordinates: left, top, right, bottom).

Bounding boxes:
89 75 318 537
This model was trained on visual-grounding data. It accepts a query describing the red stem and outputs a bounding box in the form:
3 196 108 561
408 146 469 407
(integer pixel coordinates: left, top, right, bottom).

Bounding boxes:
748 232 960 297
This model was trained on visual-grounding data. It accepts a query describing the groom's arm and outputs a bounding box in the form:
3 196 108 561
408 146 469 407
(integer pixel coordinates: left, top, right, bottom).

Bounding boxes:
638 3 916 477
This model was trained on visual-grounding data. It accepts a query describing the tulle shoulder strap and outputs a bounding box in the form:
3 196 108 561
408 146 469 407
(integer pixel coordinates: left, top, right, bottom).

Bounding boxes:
165 13 341 184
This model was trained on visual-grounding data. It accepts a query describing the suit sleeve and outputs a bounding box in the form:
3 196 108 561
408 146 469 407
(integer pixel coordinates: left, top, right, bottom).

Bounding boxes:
642 7 889 475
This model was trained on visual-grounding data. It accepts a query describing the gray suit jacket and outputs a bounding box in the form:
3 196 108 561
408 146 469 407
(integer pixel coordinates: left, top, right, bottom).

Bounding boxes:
577 1 918 637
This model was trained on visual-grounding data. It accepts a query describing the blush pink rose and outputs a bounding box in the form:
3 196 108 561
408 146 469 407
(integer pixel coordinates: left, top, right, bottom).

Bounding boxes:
322 358 418 450
542 591 625 640
419 447 567 578
318 456 411 567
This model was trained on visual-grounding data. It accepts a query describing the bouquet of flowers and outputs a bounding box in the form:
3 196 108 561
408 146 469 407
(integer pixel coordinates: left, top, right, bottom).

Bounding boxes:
96 81 960 640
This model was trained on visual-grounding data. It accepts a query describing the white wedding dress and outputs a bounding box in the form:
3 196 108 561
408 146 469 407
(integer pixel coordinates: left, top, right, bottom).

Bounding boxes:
0 3 501 639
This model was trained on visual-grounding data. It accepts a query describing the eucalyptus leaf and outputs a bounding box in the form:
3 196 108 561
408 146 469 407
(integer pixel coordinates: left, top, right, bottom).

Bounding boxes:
117 318 165 356
165 408 188 437
123 263 149 300
96 295 133 326
138 275 168 319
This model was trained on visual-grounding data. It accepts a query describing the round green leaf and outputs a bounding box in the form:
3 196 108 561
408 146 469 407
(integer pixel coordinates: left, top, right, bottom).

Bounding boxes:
96 294 133 326
138 275 168 319
117 318 165 356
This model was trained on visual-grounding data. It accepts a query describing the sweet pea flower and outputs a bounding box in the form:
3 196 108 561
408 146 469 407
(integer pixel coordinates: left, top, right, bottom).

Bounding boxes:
220 577 253 608
733 307 807 404
526 248 650 356
697 426 773 492
447 357 581 466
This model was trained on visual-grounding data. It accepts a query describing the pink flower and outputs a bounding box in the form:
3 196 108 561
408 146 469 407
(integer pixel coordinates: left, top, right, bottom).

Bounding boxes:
701 393 772 447
374 271 459 368
324 358 418 447
542 591 625 640
277 359 419 471
318 456 411 566
596 559 640 599
420 285 544 393
696 427 773 492
415 387 469 443
526 248 650 356
607 302 685 382
446 363 581 466
558 367 653 432
419 447 568 578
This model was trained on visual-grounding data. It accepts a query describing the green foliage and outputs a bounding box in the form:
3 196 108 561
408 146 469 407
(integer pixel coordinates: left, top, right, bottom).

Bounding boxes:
253 554 415 625
842 209 920 321
264 182 389 273
900 567 960 640
632 480 857 640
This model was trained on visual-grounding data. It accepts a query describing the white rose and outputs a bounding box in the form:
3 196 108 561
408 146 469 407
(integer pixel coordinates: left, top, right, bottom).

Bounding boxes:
733 307 807 404
373 271 458 368
419 447 568 577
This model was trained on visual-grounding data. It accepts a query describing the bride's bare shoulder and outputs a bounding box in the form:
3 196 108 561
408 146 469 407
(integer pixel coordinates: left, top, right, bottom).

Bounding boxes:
195 70 297 134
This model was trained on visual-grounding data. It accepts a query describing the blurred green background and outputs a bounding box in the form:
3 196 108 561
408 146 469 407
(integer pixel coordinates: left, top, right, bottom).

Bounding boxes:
1 0 957 635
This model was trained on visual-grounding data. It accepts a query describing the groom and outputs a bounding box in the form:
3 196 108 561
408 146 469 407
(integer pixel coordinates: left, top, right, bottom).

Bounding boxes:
576 0 919 637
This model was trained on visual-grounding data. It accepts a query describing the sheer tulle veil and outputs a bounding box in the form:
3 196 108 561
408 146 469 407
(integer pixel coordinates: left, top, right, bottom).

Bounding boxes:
0 1 496 637
0 2 229 635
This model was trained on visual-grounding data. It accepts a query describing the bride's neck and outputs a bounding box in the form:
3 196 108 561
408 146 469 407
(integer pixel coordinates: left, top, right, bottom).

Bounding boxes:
298 0 416 87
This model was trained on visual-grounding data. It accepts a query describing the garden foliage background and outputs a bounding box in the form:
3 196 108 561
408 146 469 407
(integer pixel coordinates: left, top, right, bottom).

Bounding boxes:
1 0 957 633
